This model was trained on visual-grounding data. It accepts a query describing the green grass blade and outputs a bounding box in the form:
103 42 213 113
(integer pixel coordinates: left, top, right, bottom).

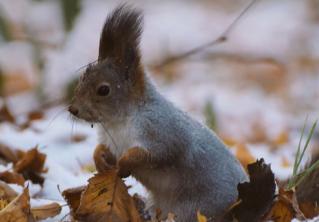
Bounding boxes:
292 116 308 176
296 119 318 171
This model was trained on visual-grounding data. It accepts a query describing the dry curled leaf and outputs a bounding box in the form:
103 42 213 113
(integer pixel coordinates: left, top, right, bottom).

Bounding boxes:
0 181 18 201
31 202 62 221
298 202 319 219
0 187 34 222
71 134 87 143
223 158 276 222
14 147 46 173
27 111 44 121
0 104 15 124
14 147 47 185
64 170 141 222
268 189 295 222
296 154 319 219
0 143 19 164
0 170 25 186
62 185 86 217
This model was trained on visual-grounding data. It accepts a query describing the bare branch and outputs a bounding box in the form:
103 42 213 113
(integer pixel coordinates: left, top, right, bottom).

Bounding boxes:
152 0 261 69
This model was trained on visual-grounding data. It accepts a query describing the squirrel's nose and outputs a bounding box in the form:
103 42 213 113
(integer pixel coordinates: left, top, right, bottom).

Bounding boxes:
68 105 79 116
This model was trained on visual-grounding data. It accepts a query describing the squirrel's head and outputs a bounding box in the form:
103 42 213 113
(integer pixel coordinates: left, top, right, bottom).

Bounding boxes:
69 5 145 124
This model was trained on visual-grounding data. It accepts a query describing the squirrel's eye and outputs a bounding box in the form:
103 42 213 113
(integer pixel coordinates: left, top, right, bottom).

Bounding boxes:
97 84 110 96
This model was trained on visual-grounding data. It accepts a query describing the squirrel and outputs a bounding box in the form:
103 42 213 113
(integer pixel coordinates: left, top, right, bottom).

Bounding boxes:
68 4 247 222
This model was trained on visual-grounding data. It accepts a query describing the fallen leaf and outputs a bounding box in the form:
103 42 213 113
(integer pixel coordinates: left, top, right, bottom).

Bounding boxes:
249 121 268 144
0 199 9 211
71 134 87 143
64 170 141 222
0 143 19 164
27 111 44 121
197 211 207 222
0 104 15 123
298 202 319 219
0 181 18 201
0 187 34 222
295 154 319 219
31 202 62 220
223 158 276 222
268 189 295 222
14 147 47 185
220 135 238 147
14 147 46 173
235 143 256 168
281 156 290 168
0 171 25 186
272 131 289 146
62 185 86 216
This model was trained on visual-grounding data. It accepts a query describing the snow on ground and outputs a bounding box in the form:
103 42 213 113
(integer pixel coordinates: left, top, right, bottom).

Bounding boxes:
0 0 318 221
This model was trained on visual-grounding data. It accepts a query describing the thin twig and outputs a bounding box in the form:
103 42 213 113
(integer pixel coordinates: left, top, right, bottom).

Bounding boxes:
153 0 260 69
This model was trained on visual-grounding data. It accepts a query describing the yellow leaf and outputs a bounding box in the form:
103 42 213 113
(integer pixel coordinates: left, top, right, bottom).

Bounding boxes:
0 187 33 222
64 170 141 222
197 211 207 222
235 144 256 168
269 189 295 222
0 199 9 210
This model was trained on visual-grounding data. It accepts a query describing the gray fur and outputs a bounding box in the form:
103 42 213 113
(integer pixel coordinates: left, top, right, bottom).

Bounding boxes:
69 5 247 222
129 80 247 221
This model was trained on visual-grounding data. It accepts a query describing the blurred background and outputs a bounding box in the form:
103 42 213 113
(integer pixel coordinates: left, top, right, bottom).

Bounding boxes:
0 0 318 209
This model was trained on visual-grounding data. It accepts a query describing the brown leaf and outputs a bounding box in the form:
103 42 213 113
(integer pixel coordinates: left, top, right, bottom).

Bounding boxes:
14 147 46 173
0 181 18 201
31 202 62 220
71 134 87 143
0 187 34 222
0 171 25 186
62 185 86 217
223 159 276 222
0 143 19 164
298 202 319 219
66 170 141 222
0 199 9 211
296 154 319 219
14 147 46 185
27 111 44 121
268 189 295 222
0 104 15 123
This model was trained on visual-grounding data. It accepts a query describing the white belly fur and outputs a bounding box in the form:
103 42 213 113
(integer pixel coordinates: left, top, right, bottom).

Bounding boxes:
97 120 139 159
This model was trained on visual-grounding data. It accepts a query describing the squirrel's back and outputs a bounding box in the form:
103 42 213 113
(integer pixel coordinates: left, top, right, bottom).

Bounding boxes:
132 79 247 219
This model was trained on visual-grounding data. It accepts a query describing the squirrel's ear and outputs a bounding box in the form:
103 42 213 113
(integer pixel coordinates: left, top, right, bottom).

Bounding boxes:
99 5 143 72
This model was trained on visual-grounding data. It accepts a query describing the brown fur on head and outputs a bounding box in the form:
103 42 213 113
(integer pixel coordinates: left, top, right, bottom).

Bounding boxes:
69 4 145 124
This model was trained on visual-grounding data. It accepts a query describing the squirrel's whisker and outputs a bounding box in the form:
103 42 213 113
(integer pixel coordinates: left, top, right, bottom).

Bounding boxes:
46 106 68 130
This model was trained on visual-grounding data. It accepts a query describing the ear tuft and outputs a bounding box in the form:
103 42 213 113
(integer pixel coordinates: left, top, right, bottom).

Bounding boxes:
98 4 143 67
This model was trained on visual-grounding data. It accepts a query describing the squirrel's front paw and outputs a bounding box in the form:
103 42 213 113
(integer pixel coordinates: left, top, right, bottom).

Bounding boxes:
117 147 149 178
93 144 116 173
